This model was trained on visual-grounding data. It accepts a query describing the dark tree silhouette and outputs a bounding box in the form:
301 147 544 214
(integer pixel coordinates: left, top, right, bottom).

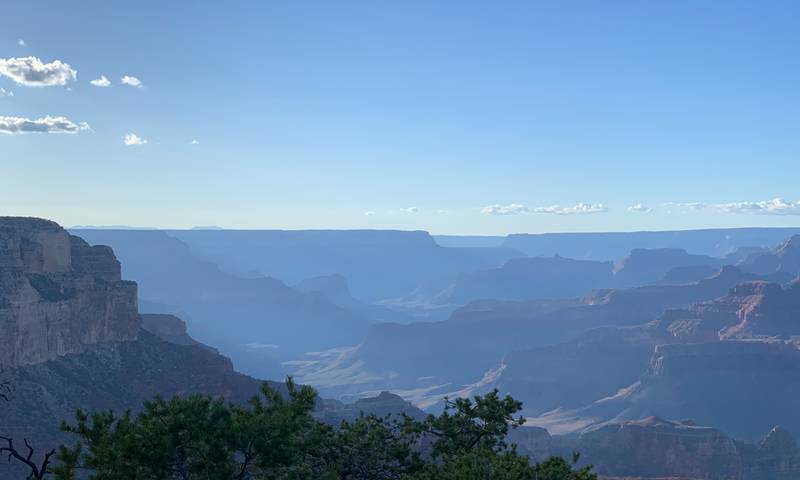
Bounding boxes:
0 436 55 480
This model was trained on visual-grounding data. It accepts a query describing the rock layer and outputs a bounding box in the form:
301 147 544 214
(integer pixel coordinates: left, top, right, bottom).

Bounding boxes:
513 418 800 480
0 218 139 368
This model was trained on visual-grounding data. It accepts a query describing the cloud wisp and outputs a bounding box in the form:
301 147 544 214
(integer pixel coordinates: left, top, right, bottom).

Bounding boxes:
481 204 529 216
123 133 148 145
669 198 800 216
90 75 111 87
0 115 89 134
482 202 608 216
121 75 142 88
0 57 76 86
18 39 25 47
0 88 12 98
627 203 652 213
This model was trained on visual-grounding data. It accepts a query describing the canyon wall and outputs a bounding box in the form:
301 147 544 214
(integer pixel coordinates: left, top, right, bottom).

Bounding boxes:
0 217 139 368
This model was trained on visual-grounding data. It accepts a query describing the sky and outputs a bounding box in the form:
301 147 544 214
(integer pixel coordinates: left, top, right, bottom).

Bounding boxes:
2 0 800 235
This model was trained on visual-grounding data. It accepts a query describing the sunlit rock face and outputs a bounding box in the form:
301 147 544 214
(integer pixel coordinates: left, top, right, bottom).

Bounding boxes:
0 217 139 368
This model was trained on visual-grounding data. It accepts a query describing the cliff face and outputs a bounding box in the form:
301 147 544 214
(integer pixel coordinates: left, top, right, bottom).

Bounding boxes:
652 280 800 342
0 218 139 368
0 331 267 457
742 235 800 276
140 313 200 346
578 417 744 479
511 419 800 480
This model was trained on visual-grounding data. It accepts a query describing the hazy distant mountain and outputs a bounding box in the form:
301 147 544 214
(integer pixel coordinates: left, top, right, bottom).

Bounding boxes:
657 264 721 284
164 229 524 301
295 274 417 324
442 256 615 304
612 247 724 286
70 229 374 378
433 235 506 248
503 227 800 260
288 266 777 405
394 248 725 316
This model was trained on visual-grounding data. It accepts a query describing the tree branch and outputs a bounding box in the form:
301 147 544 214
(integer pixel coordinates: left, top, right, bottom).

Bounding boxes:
0 436 55 480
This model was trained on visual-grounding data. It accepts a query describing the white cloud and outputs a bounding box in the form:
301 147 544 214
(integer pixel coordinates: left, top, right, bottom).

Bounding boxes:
90 75 111 87
364 211 376 217
482 202 607 216
0 57 76 87
482 203 530 215
17 39 25 47
0 88 12 98
670 198 800 216
436 209 450 214
190 139 200 145
533 203 607 215
405 207 420 214
123 133 147 145
627 203 652 213
0 115 89 134
121 75 142 88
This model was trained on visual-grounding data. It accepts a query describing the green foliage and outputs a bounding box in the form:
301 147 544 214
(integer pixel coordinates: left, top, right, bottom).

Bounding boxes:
324 413 423 479
531 455 599 480
416 389 525 457
44 380 595 480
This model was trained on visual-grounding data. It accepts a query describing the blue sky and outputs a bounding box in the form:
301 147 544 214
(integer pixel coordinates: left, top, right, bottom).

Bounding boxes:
2 1 800 235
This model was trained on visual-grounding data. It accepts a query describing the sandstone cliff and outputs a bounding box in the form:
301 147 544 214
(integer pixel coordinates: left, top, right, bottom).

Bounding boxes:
0 217 139 368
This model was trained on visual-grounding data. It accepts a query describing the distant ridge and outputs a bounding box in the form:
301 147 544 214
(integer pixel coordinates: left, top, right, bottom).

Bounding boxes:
70 225 158 230
504 227 800 260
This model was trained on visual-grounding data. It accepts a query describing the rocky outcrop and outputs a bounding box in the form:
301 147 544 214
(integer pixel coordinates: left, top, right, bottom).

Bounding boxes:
140 313 202 346
577 417 744 479
512 419 800 480
515 278 800 444
0 218 139 368
534 339 800 442
651 280 800 342
318 391 427 424
495 278 800 418
742 235 800 276
740 426 800 479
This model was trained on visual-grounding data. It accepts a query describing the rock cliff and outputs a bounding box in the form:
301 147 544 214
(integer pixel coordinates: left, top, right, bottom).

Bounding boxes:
742 234 800 275
0 218 139 368
513 418 800 480
578 417 743 479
